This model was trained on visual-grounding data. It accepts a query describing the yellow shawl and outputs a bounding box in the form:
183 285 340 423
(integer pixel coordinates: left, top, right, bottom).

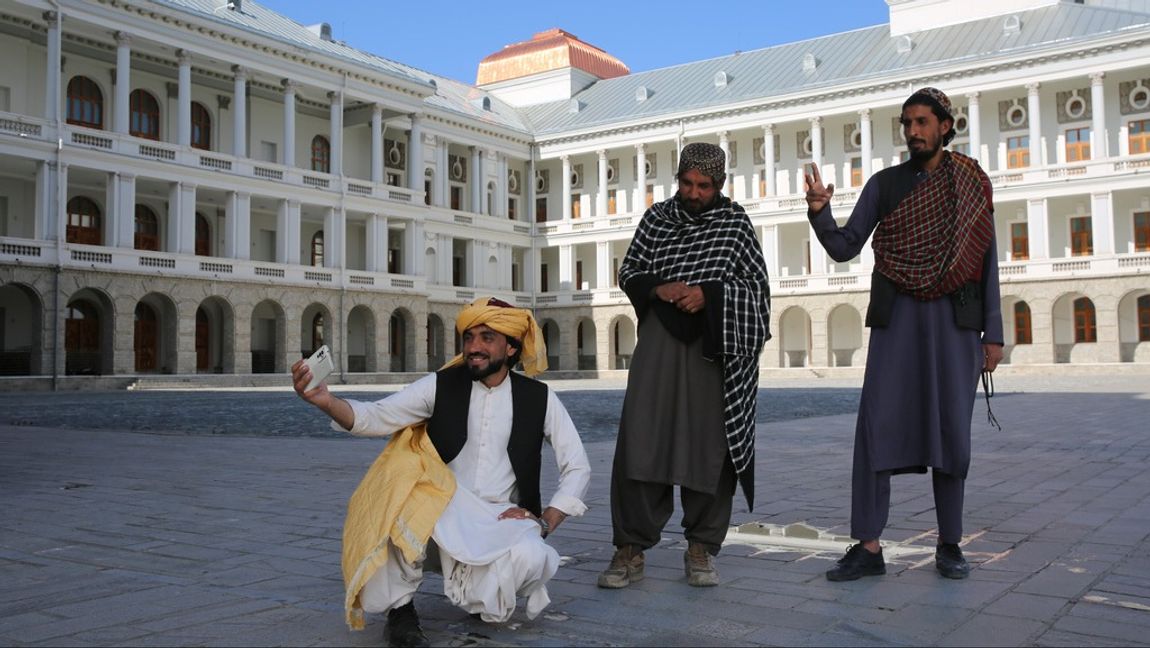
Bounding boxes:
341 424 456 630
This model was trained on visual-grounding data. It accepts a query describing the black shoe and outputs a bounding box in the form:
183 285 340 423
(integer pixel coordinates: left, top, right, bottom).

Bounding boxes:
826 543 886 582
386 602 430 648
936 543 971 579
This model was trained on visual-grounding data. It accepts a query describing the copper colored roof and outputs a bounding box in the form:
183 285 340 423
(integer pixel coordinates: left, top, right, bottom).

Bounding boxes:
476 28 629 85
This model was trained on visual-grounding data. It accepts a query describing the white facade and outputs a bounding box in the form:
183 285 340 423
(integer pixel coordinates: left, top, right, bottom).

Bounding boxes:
0 0 1148 382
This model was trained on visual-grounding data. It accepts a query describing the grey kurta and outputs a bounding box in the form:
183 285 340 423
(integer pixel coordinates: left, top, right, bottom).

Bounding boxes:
616 314 728 494
809 163 1003 479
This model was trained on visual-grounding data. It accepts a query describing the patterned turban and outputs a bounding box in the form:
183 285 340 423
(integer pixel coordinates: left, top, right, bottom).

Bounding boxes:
444 297 548 376
904 87 954 121
677 142 726 184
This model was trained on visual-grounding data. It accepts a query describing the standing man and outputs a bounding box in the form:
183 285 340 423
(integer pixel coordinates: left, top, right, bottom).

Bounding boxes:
804 88 1003 582
293 297 590 647
599 142 771 589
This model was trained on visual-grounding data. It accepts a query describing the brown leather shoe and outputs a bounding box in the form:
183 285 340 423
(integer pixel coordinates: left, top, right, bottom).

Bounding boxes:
597 545 644 588
684 542 720 587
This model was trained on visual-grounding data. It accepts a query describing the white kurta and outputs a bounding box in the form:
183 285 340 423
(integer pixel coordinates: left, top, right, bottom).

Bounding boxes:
336 372 590 622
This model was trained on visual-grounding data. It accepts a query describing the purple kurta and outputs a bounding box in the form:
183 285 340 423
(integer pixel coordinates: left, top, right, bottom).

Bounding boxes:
809 169 1003 479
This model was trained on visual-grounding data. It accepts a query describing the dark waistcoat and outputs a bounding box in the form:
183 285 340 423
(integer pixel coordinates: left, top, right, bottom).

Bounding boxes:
426 364 549 516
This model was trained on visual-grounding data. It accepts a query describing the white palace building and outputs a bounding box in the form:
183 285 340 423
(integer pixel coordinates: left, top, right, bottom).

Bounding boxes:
1 0 1149 386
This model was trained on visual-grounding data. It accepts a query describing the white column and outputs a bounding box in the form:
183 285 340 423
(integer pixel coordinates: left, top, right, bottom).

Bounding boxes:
471 147 482 213
224 191 250 260
36 162 63 240
177 50 192 147
437 140 450 208
404 220 423 275
596 150 608 217
526 153 537 222
365 213 388 272
1090 72 1107 160
1027 198 1050 260
322 207 338 268
115 173 135 249
104 173 119 246
1026 82 1042 166
561 155 572 220
282 80 297 167
407 114 423 192
1091 191 1114 256
466 240 479 287
44 11 61 123
285 200 300 264
168 181 196 254
232 66 247 157
808 230 827 275
595 241 610 289
370 104 383 183
859 110 873 181
498 153 509 218
328 91 343 176
114 32 132 134
967 92 983 166
427 136 441 206
718 131 731 190
761 225 779 279
634 143 647 209
437 234 452 283
558 244 573 290
524 246 538 293
810 117 823 172
762 124 776 197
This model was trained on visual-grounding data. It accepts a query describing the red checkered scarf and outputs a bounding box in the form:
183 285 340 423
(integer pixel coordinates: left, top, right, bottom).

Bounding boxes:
872 152 994 301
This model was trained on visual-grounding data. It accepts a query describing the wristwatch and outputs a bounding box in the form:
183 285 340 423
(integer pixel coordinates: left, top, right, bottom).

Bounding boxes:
536 516 550 538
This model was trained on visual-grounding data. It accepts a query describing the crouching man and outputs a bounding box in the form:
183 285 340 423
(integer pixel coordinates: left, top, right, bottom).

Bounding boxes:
292 297 590 647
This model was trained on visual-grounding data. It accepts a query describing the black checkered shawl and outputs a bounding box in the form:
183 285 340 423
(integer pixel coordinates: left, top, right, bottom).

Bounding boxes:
619 195 771 507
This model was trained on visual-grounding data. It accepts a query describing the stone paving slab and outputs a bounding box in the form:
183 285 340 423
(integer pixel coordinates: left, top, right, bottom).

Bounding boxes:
1 374 1149 646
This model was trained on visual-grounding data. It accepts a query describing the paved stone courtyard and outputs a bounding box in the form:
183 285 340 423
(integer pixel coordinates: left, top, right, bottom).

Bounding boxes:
2 372 1149 646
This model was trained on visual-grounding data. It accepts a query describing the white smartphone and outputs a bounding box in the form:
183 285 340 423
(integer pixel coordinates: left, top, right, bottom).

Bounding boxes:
303 344 335 391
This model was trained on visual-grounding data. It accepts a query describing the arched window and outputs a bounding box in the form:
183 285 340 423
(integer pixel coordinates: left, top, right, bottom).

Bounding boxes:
66 197 102 245
311 231 324 267
195 213 210 256
134 205 159 251
311 135 330 173
66 76 103 129
1138 295 1150 342
1013 302 1032 345
191 102 211 150
129 89 160 140
1073 297 1097 343
311 312 324 352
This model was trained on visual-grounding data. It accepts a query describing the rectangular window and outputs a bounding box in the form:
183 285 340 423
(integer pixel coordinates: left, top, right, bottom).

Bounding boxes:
450 185 463 211
511 263 519 292
387 249 399 274
608 189 617 215
535 197 547 222
612 257 620 287
508 198 517 220
1013 302 1032 345
1070 216 1093 256
571 193 581 219
387 172 401 187
540 263 548 293
1011 222 1029 260
1130 119 1150 155
850 157 862 187
424 181 431 206
1065 127 1091 162
575 260 583 291
1135 212 1150 252
1138 295 1150 342
452 256 463 287
1007 136 1030 169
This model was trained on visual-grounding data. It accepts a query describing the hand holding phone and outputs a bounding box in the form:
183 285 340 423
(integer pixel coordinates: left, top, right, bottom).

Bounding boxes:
303 344 335 392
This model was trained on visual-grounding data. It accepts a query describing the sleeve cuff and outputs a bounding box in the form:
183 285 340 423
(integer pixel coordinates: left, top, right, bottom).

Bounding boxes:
546 494 587 518
330 399 366 435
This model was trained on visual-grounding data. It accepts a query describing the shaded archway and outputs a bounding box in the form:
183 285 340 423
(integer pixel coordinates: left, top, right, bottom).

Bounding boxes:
541 319 560 370
196 296 234 373
65 288 114 375
251 299 285 374
0 283 43 375
388 308 416 372
348 305 376 372
134 293 177 374
300 303 332 358
778 306 812 368
827 304 862 367
1051 293 1095 364
610 316 636 370
576 318 597 370
427 314 446 370
1117 290 1150 362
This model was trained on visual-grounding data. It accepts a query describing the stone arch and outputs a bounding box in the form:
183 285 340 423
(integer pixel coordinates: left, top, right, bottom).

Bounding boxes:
135 292 177 374
576 317 597 370
1000 295 1035 365
427 313 446 370
1052 292 1096 364
827 304 863 367
300 302 333 358
541 318 561 370
389 307 416 372
347 305 376 373
610 315 637 370
251 299 286 373
1117 289 1150 362
778 306 812 368
196 296 234 373
0 282 43 375
65 287 114 375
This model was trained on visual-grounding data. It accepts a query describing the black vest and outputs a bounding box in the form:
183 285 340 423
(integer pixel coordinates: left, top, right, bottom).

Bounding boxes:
426 365 549 516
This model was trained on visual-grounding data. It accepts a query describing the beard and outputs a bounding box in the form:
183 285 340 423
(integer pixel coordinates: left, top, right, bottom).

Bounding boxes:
467 353 507 381
908 136 942 163
676 193 715 215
